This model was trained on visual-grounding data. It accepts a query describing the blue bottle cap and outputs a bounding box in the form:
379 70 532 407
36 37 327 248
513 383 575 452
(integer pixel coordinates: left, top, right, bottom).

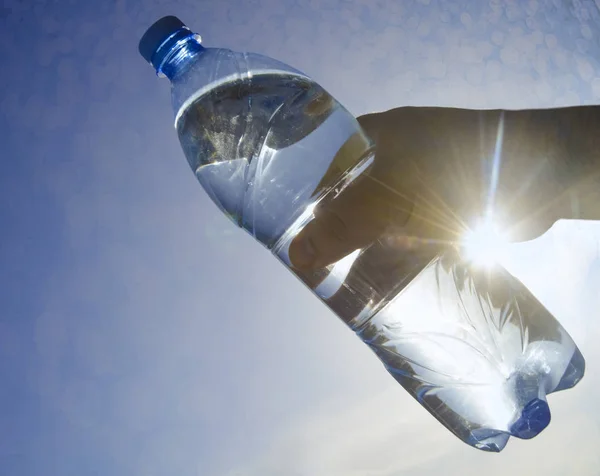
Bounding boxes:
139 16 189 66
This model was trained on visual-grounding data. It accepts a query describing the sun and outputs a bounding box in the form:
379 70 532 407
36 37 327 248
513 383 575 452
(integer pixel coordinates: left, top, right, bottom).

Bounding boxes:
461 215 509 268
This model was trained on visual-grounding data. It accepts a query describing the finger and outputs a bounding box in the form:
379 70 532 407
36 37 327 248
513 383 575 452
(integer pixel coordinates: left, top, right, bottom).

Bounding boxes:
289 111 416 271
289 171 413 270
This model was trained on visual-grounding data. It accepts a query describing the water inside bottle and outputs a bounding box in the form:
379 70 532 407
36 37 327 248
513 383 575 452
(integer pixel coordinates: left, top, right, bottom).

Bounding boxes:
176 71 374 247
175 70 585 451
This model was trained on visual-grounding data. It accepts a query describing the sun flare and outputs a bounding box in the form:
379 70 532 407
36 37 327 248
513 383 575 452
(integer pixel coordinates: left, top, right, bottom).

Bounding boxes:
461 216 509 268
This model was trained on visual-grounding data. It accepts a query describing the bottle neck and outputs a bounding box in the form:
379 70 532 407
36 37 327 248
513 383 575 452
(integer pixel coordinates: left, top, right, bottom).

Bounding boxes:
154 29 204 80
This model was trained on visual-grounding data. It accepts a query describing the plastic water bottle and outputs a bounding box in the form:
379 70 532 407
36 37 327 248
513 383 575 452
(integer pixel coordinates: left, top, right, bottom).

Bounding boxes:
138 16 585 452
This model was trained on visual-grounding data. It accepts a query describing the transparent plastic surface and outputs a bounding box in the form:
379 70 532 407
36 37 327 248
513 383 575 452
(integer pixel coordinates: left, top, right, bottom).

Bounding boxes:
171 48 585 452
350 248 583 451
170 45 306 125
176 70 373 247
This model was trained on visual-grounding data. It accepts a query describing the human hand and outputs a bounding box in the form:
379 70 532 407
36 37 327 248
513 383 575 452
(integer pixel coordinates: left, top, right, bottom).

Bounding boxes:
289 106 600 271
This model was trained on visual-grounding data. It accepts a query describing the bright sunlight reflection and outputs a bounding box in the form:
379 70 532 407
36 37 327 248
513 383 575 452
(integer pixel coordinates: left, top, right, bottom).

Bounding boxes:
461 215 509 268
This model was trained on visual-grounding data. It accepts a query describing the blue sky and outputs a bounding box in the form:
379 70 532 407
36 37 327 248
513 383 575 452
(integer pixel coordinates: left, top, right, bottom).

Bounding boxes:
1 0 600 474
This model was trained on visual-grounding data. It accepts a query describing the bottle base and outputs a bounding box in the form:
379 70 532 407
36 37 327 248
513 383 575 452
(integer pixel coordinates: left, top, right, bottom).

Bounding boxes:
509 398 551 439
